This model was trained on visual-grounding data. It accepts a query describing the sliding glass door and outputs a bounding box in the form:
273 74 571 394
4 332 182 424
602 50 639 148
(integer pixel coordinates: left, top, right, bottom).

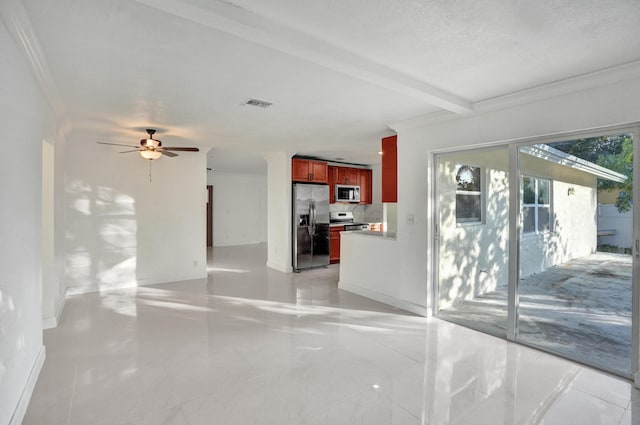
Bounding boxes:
434 126 640 378
515 133 635 376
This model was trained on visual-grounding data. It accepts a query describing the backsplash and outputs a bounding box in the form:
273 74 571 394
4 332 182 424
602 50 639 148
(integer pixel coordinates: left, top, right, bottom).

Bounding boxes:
329 203 383 223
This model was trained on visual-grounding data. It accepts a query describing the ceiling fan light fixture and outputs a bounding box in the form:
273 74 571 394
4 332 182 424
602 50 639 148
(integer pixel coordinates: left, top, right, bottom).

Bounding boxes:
141 138 161 148
141 129 161 148
98 129 197 162
140 150 162 160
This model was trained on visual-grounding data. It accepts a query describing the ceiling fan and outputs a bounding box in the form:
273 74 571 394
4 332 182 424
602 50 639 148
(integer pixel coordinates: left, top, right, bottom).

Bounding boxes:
98 129 199 160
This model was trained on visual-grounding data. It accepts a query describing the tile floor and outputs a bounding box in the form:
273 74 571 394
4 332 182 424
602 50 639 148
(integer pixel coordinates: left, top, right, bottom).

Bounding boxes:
438 252 632 374
24 244 639 424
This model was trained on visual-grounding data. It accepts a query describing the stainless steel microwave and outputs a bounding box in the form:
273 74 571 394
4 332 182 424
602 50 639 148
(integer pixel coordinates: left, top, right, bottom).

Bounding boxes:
336 185 361 203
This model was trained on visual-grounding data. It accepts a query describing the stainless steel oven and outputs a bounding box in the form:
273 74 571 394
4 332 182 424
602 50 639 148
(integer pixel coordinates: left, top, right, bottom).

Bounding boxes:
330 212 369 231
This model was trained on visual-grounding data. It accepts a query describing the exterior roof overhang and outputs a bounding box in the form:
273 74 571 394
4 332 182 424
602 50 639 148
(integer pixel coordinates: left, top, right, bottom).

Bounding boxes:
520 144 628 183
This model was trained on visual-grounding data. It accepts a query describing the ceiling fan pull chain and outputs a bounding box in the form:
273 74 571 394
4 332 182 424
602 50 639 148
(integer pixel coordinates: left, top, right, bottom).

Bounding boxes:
149 160 152 183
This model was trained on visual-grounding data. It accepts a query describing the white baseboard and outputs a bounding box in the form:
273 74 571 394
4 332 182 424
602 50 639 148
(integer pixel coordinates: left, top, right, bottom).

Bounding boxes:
133 272 208 288
42 291 67 329
65 272 208 295
266 261 292 273
9 345 46 425
213 240 266 247
42 316 56 329
338 281 429 317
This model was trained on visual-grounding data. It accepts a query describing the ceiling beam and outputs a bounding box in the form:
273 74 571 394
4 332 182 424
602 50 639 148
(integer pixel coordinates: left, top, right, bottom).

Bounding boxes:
136 0 473 114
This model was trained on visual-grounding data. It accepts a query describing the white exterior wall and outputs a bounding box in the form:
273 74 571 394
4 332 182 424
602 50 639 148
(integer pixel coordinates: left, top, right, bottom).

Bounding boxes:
519 171 597 278
437 149 510 309
64 136 208 294
598 205 633 249
436 149 598 308
207 171 267 247
0 19 50 425
340 74 640 316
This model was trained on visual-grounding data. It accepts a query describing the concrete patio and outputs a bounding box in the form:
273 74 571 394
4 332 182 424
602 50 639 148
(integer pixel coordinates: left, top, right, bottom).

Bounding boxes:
438 252 632 374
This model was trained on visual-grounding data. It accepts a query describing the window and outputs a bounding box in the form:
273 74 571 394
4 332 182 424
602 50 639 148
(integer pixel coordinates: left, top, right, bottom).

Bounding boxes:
522 176 551 233
455 164 482 224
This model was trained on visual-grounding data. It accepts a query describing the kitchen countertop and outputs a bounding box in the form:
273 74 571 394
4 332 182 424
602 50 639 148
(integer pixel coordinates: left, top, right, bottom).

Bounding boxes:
330 222 384 229
342 230 397 239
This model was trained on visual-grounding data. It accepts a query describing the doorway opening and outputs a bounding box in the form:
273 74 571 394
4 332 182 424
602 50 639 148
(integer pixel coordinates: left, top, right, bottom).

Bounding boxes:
207 185 213 247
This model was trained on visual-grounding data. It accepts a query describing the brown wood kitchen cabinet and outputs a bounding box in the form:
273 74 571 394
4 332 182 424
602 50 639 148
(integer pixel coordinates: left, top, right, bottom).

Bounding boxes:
359 168 372 204
381 135 398 202
336 167 360 185
328 166 337 203
292 158 328 183
330 225 344 263
328 165 372 205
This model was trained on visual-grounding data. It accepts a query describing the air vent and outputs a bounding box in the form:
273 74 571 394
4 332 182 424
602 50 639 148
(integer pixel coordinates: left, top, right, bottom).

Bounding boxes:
245 98 273 109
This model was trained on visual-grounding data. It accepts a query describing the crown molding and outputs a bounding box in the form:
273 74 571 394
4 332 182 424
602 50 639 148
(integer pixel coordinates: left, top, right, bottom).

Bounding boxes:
136 0 472 114
390 60 640 133
0 0 65 120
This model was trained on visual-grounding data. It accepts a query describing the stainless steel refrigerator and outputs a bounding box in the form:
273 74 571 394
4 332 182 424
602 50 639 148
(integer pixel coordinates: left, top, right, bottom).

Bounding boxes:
293 183 330 271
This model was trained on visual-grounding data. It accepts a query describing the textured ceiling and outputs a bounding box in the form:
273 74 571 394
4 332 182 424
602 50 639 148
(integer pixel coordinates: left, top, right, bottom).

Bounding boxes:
229 0 640 101
18 0 640 173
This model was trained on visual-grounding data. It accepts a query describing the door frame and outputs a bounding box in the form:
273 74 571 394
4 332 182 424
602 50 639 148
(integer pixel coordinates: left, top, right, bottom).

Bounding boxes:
432 122 640 382
207 185 213 247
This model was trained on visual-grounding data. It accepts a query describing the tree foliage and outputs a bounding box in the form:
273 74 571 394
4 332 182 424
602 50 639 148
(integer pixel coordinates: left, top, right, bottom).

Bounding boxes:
548 134 633 212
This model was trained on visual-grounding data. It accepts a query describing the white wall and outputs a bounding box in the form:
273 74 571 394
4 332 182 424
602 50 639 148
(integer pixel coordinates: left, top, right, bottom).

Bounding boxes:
519 154 598 277
64 137 208 294
340 74 640 316
265 151 292 272
372 163 382 205
50 125 68 326
207 171 267 246
340 234 426 313
436 148 599 309
0 19 51 425
41 129 68 329
339 136 432 315
598 204 633 249
437 148 510 309
41 140 56 327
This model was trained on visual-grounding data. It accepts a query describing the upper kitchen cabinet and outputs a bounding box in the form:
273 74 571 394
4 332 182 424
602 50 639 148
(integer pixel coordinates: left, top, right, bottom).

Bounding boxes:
328 165 372 204
328 166 337 202
359 169 372 204
292 158 328 183
336 167 360 185
381 135 398 203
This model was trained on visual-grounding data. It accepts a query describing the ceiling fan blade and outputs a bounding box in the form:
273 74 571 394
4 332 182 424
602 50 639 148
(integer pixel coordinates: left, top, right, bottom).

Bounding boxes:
98 142 139 148
161 150 178 157
119 149 142 153
162 147 200 152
